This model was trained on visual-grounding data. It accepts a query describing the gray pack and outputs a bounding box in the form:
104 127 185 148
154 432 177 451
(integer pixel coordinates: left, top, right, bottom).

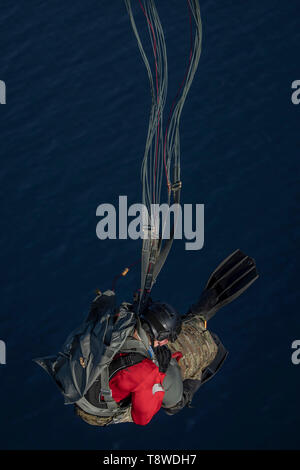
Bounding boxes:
34 290 137 407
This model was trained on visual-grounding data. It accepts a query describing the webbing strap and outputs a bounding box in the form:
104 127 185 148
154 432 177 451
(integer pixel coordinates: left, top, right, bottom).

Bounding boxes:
152 183 181 283
109 352 146 381
138 183 181 314
100 365 118 411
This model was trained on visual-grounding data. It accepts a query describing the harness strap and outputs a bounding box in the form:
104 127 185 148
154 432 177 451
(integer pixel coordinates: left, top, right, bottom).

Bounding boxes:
83 326 151 413
138 182 181 315
151 182 181 284
100 365 119 411
135 317 154 357
109 352 147 380
84 350 148 411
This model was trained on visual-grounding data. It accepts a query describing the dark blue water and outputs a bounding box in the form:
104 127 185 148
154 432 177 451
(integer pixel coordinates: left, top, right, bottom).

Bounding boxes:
1 0 299 450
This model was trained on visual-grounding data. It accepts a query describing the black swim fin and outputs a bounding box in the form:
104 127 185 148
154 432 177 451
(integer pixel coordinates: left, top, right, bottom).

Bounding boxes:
188 249 259 322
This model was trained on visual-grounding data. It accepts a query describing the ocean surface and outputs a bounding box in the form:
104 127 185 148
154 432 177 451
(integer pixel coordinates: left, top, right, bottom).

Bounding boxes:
1 0 299 450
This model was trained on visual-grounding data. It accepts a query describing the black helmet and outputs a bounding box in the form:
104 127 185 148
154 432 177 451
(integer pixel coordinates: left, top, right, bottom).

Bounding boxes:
141 302 182 343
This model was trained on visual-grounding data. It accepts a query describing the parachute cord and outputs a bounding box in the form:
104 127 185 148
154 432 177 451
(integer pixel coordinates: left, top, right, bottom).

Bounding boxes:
163 0 193 192
138 0 161 205
124 0 202 311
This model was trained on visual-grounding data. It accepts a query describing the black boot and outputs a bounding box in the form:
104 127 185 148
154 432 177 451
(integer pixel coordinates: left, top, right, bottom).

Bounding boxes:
164 379 202 415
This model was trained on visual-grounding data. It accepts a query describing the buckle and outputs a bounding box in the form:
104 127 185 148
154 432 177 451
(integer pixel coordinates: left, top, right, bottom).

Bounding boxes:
172 181 182 192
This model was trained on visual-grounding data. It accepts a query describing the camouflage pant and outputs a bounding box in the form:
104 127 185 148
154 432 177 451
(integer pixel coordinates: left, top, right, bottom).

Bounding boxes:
168 314 218 380
75 315 218 426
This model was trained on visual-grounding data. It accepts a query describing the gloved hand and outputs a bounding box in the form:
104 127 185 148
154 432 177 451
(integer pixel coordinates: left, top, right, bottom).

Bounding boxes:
154 345 172 373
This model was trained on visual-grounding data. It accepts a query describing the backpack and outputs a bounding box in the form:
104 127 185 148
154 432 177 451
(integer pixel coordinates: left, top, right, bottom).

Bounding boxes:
34 290 140 415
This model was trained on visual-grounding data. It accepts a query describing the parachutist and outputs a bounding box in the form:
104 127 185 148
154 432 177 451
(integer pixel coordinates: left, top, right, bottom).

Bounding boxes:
34 1 259 428
35 249 258 426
